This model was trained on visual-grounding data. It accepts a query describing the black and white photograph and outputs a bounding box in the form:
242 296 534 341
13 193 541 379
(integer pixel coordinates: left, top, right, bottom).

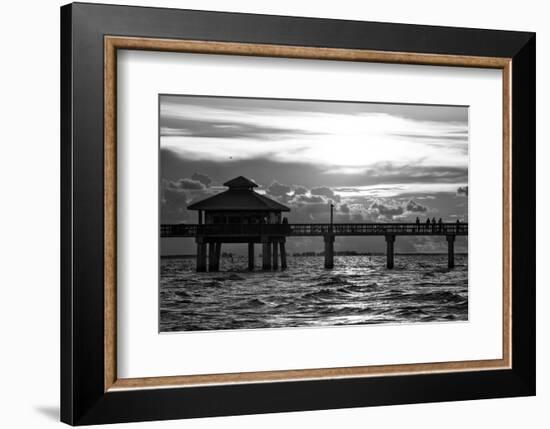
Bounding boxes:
159 95 469 332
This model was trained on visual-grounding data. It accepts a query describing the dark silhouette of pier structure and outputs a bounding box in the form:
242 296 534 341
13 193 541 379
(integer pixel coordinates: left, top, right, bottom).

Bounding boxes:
162 176 468 271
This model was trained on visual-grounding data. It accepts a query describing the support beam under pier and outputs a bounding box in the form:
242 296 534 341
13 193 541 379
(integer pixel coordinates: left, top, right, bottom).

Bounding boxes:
248 242 255 271
272 241 279 270
196 238 206 272
280 241 287 270
324 234 335 269
262 239 272 270
214 242 222 271
385 234 395 269
447 234 455 269
208 242 217 272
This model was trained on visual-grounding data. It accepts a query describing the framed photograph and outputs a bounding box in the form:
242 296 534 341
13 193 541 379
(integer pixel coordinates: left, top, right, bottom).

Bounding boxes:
61 2 535 425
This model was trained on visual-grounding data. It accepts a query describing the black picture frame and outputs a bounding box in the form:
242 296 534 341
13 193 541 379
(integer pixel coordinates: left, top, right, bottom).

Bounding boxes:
61 2 535 425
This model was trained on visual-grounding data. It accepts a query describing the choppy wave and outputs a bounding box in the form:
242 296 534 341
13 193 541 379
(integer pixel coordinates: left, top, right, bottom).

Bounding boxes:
160 254 468 332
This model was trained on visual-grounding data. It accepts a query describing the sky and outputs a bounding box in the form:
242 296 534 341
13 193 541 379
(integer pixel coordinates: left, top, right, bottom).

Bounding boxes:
160 95 468 255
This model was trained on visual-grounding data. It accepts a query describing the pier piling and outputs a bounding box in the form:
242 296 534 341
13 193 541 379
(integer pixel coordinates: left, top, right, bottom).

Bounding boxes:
248 242 255 271
196 238 207 272
272 241 279 270
324 234 335 269
262 239 272 270
215 242 222 271
280 241 287 270
385 234 395 269
208 242 217 272
447 235 455 269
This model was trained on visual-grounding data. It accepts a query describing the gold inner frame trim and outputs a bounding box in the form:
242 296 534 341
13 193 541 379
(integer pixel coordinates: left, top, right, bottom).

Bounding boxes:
104 35 512 392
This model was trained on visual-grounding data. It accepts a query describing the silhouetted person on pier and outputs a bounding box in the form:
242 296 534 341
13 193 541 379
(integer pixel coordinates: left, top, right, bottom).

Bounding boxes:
415 216 420 231
438 218 443 232
282 216 290 233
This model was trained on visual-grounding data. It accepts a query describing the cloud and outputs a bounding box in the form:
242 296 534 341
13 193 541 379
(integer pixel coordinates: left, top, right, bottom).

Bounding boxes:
362 163 468 184
163 187 187 205
311 186 334 198
369 198 430 219
168 178 205 191
261 182 351 222
339 203 350 214
405 200 428 213
370 201 404 218
293 202 331 222
310 186 341 202
457 186 468 197
293 185 308 195
160 117 317 140
295 195 326 204
161 177 219 222
285 192 333 222
323 162 468 188
161 181 189 223
161 94 468 123
191 172 212 187
160 96 468 185
268 181 292 197
391 132 468 142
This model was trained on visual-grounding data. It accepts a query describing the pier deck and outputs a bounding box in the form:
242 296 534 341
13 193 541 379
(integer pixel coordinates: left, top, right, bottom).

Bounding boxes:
161 222 467 238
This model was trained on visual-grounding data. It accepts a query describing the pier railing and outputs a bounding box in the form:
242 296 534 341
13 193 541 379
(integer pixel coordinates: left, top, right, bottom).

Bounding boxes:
161 222 467 237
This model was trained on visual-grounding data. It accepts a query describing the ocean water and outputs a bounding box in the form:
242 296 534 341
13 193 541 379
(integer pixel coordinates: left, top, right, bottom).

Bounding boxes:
159 255 468 332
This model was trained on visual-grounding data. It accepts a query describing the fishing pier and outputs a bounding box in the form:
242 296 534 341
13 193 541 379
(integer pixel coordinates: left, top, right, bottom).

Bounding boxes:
161 176 467 272
161 221 467 271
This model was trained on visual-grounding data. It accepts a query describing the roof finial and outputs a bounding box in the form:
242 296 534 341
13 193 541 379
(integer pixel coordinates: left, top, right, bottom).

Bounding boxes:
223 176 258 190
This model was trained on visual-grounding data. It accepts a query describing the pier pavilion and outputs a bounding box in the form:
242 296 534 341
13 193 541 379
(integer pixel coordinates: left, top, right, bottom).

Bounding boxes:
187 176 290 272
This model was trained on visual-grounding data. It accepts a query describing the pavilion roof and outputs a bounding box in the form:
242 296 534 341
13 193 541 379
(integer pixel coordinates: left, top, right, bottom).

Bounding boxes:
187 177 290 212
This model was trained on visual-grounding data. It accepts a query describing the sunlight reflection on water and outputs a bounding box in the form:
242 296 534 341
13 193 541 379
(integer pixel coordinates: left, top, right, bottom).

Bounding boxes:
160 255 468 332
